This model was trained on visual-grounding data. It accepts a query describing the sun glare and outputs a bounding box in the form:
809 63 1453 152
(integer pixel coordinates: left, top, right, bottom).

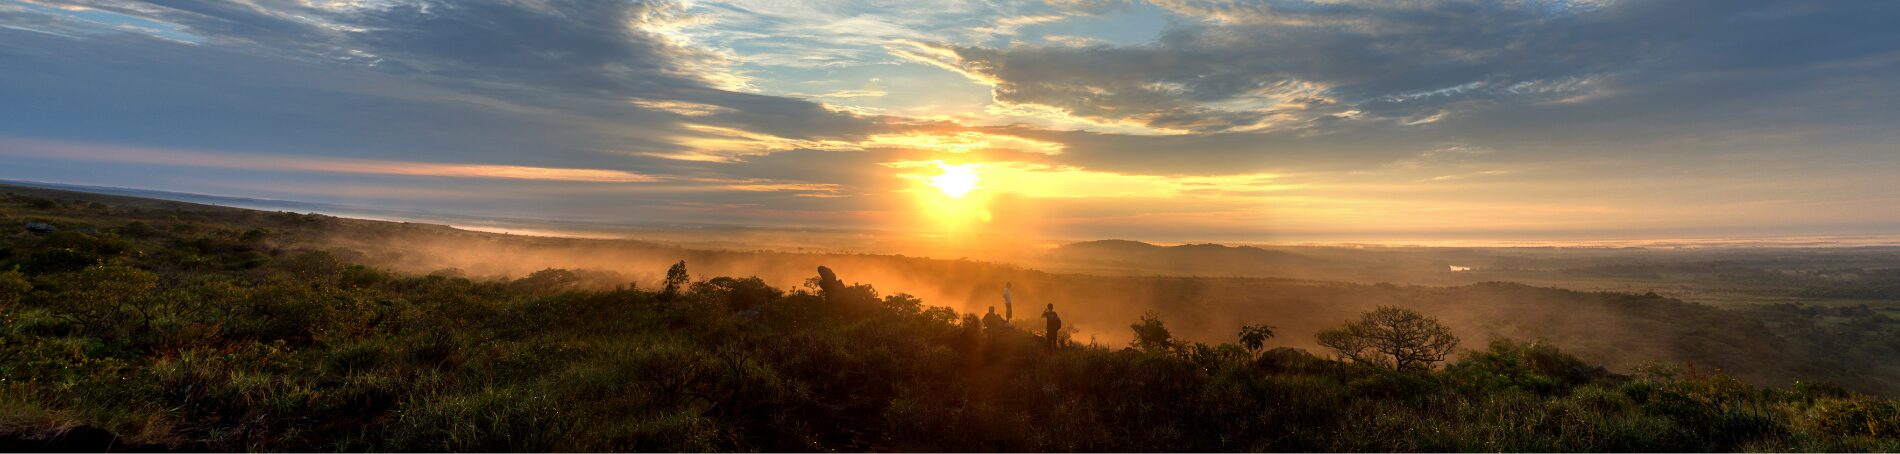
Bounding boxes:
897 161 994 232
926 163 980 198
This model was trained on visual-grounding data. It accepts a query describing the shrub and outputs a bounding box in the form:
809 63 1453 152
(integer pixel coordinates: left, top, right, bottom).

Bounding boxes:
1447 338 1610 395
1129 310 1177 352
0 269 29 309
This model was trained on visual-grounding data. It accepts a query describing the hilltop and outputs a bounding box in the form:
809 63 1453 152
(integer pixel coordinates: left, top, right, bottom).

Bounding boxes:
1 184 1898 450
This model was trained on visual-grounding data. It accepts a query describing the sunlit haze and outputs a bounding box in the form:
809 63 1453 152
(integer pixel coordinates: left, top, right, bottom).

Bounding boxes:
9 3 1900 450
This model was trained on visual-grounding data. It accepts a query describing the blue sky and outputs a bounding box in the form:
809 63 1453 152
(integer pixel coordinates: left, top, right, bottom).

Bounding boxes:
4 0 1900 242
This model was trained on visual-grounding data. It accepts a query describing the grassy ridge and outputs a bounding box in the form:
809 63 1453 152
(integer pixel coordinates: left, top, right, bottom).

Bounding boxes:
1 188 1898 451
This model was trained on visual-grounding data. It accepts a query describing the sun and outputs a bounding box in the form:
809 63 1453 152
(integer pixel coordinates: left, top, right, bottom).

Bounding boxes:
926 162 980 198
899 161 993 230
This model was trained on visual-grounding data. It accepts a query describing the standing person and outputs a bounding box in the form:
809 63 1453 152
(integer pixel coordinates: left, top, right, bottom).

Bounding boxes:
1003 282 1014 321
1042 303 1062 349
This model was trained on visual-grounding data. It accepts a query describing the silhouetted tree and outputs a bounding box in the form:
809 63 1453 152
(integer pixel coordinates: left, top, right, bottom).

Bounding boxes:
812 266 879 312
659 261 689 301
1129 310 1175 352
1316 306 1459 371
814 266 846 300
882 293 924 315
1238 323 1276 356
512 268 580 294
691 276 781 311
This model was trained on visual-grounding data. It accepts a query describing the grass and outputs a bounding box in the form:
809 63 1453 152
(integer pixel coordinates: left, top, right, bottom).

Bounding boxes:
0 187 1898 451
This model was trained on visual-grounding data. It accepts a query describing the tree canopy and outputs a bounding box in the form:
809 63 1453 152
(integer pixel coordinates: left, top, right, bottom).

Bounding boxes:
1317 306 1460 371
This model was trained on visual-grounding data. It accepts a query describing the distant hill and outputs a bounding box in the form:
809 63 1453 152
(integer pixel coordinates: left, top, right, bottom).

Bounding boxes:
1046 239 1343 278
0 179 348 213
7 182 1900 398
5 183 1900 451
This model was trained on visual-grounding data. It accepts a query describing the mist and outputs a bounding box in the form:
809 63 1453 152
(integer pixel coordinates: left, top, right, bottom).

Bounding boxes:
280 216 1900 394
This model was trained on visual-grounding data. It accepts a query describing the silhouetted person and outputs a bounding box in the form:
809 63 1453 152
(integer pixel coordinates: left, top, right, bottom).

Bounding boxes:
982 306 1007 333
1042 303 1062 349
1003 282 1014 321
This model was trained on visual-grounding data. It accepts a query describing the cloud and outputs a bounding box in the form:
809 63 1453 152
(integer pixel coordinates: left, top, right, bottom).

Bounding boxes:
883 159 1290 200
905 0 1900 136
1389 144 1495 170
1 137 861 201
7 0 1900 239
1041 34 1103 47
817 89 887 99
862 131 1066 156
0 137 659 183
629 99 734 117
0 0 897 183
972 13 1070 37
650 126 1068 163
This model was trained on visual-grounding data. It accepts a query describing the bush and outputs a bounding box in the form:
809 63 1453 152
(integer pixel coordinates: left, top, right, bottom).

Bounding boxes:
1806 398 1900 439
1447 338 1611 395
0 269 29 309
18 249 101 275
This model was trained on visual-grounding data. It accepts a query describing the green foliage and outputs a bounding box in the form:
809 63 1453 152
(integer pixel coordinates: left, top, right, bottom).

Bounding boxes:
19 248 102 275
0 269 28 309
1447 338 1610 395
1805 398 1900 439
1 190 1898 452
35 265 161 342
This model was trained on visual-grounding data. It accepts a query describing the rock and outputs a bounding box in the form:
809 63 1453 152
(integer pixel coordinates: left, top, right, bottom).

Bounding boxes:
23 221 54 234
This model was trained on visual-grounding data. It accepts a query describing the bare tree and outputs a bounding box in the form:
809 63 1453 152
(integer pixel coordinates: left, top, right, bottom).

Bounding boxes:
1316 306 1459 371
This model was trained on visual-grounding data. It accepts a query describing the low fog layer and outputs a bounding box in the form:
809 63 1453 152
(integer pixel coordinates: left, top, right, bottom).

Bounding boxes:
9 183 1894 394
288 215 1900 395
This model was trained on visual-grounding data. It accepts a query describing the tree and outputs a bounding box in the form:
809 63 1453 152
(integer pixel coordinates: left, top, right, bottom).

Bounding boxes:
1238 323 1276 356
659 261 689 301
691 276 782 311
513 268 580 294
1129 310 1176 352
882 293 924 315
810 266 878 312
1316 306 1459 371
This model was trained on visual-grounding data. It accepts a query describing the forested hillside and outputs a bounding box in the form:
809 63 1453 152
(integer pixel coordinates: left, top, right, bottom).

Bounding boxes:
2 186 1898 451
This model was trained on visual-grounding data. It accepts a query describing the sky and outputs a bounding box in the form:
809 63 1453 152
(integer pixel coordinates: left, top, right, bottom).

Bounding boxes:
3 0 1899 243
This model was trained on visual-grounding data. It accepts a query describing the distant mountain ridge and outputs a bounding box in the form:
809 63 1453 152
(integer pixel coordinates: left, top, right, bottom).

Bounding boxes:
1047 239 1338 277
